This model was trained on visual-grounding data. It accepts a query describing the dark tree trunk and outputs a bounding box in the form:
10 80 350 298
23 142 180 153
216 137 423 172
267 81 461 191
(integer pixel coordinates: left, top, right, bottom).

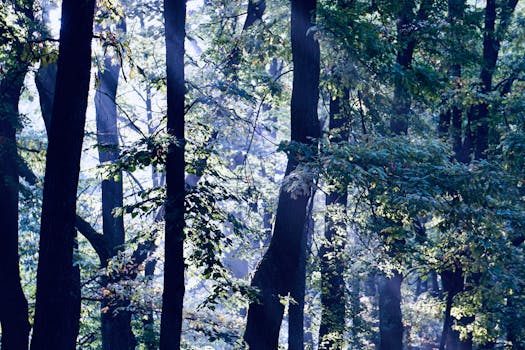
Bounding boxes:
439 267 465 350
390 0 432 135
0 61 31 350
471 0 497 160
159 0 187 348
95 22 136 348
468 0 517 159
378 272 403 350
143 259 158 350
440 2 518 348
318 89 350 350
0 4 36 348
380 1 433 348
227 0 267 79
30 0 96 348
243 0 320 348
437 2 475 349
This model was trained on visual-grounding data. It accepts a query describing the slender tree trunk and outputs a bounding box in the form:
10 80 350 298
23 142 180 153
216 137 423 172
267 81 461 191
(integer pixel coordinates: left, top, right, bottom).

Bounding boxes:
0 62 31 350
0 3 36 347
30 0 96 348
159 0 187 348
95 20 136 348
143 259 158 350
143 85 159 350
318 89 350 350
468 0 517 159
243 0 320 348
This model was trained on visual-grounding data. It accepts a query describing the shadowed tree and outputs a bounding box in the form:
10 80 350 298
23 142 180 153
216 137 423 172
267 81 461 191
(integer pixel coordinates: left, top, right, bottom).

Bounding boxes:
318 88 350 350
30 0 96 348
0 2 34 349
439 1 518 349
94 19 137 350
379 2 433 350
244 0 320 348
159 0 187 348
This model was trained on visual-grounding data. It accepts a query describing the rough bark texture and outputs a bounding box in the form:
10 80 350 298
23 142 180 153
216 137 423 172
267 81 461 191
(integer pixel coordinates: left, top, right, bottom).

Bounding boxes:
243 0 320 348
0 57 31 350
318 89 349 350
30 0 96 348
159 0 186 348
95 29 136 348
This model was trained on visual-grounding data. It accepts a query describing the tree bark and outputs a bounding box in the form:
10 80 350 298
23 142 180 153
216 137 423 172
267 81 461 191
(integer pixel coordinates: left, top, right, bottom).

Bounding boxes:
159 0 187 348
243 0 320 348
30 0 96 348
318 89 350 350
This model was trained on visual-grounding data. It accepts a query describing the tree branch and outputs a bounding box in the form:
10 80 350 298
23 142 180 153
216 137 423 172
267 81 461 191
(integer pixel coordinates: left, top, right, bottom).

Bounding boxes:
75 215 110 263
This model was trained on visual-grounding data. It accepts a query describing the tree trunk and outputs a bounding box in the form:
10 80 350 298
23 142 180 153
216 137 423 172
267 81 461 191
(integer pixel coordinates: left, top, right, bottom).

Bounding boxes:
30 0 96 348
439 267 465 350
0 59 31 350
468 0 517 160
378 272 403 350
95 21 136 348
143 84 159 350
439 1 518 348
380 1 434 347
243 0 320 348
143 259 158 350
159 0 187 348
318 89 349 350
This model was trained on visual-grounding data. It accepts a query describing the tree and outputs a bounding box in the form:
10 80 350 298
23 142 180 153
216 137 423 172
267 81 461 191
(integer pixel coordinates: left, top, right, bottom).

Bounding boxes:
379 2 433 349
159 0 186 348
0 2 34 348
95 18 137 350
438 1 518 348
318 87 350 350
243 0 320 348
30 0 96 347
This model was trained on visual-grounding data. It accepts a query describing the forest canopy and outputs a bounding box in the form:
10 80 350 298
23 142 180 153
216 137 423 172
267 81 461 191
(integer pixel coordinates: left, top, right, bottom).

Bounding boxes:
1 0 525 349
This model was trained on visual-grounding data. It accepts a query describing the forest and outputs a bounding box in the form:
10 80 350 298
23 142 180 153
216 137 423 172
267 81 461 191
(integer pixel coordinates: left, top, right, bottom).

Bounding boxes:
1 0 525 349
